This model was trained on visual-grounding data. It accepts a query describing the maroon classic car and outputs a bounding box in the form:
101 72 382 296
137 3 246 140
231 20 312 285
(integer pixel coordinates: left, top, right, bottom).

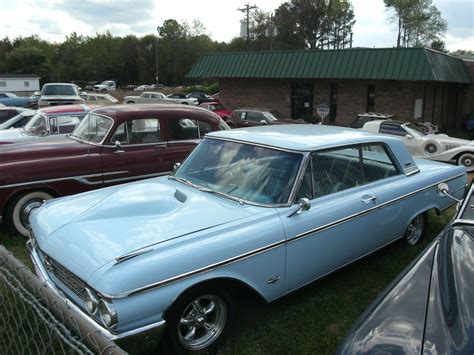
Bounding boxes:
227 108 304 128
0 104 229 236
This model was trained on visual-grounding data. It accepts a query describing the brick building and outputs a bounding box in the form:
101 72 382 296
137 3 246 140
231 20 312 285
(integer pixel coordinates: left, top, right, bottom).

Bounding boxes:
187 48 473 129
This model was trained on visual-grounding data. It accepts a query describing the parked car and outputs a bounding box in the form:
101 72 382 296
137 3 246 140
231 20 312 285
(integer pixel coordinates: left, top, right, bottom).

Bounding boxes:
93 80 117 92
211 92 220 101
337 182 474 354
27 124 466 353
0 104 228 236
0 92 30 107
167 93 199 105
348 112 394 129
123 92 175 104
186 91 214 104
0 109 35 130
28 91 41 108
85 93 119 106
362 120 474 170
0 104 92 145
150 84 165 89
134 85 150 92
38 83 85 107
227 108 303 128
198 101 232 119
0 107 32 124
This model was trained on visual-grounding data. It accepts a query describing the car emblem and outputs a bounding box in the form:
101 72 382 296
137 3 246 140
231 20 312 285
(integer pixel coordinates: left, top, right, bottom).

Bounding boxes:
44 257 54 272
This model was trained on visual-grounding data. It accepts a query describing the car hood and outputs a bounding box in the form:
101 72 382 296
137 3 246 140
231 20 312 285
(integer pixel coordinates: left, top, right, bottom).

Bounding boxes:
0 127 24 142
337 240 438 354
40 95 82 101
31 177 265 279
422 225 474 354
0 136 85 164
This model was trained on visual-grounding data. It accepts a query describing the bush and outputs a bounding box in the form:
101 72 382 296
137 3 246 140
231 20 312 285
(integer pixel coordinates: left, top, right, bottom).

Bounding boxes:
183 82 219 95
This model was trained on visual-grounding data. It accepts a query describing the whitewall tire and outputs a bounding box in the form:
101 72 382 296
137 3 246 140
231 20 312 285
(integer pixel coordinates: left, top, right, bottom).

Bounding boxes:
8 191 53 236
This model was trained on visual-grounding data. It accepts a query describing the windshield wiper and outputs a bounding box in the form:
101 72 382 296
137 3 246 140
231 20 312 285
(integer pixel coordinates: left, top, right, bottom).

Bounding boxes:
168 176 246 205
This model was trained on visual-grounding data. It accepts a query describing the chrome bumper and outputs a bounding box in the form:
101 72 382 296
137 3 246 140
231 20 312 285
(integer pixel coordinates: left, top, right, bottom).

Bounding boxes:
27 240 166 346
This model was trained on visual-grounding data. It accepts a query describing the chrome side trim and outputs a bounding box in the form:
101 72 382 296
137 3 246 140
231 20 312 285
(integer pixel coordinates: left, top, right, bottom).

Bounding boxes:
114 239 286 298
0 171 128 189
77 171 171 186
27 240 166 340
287 172 465 243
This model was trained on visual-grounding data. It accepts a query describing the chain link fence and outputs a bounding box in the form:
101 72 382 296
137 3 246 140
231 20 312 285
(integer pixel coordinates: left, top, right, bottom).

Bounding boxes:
0 245 127 355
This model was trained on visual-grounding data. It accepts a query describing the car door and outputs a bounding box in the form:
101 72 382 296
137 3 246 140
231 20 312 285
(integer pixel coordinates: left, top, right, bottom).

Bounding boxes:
279 145 386 293
101 117 171 185
165 116 213 167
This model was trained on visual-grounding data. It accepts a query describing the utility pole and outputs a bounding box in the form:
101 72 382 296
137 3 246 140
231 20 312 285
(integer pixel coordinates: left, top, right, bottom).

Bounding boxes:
238 3 257 43
155 26 160 85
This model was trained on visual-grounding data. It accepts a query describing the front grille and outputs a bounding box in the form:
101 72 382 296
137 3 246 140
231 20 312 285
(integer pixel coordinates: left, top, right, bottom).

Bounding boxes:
41 251 87 301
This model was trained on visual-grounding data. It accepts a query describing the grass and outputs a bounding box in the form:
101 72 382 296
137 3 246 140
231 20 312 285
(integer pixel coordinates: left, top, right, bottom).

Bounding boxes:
0 208 454 354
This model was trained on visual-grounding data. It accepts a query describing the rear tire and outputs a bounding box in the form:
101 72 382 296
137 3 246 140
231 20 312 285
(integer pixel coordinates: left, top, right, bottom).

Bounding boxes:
165 285 235 354
6 191 54 236
405 213 426 246
126 101 134 104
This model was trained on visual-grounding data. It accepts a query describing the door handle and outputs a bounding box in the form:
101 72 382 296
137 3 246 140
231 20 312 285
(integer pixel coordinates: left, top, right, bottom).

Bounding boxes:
155 145 167 150
361 195 377 204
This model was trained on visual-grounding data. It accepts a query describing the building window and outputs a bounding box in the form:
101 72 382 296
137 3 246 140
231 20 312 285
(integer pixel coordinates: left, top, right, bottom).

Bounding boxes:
24 81 30 87
367 85 375 112
0 81 6 87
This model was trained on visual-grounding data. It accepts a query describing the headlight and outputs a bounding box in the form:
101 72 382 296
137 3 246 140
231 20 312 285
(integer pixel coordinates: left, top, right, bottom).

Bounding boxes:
84 288 99 314
98 299 117 328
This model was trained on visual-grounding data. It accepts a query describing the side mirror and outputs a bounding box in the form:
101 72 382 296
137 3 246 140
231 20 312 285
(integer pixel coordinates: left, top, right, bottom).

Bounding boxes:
114 140 124 153
287 198 311 217
260 120 267 125
172 162 181 175
405 134 413 139
437 182 461 203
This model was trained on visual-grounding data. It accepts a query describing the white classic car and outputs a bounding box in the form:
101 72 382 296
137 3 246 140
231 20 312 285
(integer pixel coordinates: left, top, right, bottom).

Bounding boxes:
123 92 176 104
167 93 199 105
362 120 474 171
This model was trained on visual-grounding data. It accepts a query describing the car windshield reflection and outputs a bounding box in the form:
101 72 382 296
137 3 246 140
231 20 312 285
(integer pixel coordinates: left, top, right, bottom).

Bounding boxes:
174 138 303 205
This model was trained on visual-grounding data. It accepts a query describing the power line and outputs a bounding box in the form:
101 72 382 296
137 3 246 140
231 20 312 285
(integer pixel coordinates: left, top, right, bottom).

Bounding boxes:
1 24 64 37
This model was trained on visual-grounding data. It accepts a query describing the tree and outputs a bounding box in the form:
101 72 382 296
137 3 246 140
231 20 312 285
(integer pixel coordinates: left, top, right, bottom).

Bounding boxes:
384 0 447 48
272 0 355 50
430 39 446 52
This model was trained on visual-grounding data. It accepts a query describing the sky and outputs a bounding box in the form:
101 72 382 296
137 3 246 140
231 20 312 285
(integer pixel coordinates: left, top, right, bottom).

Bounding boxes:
0 0 472 51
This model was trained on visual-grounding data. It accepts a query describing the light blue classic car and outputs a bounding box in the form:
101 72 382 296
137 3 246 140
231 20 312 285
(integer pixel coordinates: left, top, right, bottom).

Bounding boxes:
28 125 467 353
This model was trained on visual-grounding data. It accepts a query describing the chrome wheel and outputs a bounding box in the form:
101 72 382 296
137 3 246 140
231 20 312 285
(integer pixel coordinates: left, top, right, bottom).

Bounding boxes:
406 214 425 245
177 294 227 351
19 199 44 228
458 153 474 169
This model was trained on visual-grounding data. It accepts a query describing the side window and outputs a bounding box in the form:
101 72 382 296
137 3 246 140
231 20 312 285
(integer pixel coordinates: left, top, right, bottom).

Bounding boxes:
296 146 362 200
361 144 399 183
110 118 161 145
169 118 210 140
380 123 407 137
246 112 263 122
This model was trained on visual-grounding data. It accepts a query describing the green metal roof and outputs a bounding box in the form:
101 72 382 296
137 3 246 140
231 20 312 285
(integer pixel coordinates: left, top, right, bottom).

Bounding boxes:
186 48 471 83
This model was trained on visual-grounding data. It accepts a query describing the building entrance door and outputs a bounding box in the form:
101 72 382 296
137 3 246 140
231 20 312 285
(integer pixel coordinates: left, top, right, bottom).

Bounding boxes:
291 82 313 120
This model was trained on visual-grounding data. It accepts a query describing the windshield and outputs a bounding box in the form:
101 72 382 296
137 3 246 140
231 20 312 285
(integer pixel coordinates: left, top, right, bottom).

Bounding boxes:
0 112 34 130
24 111 48 135
72 113 113 143
174 138 303 205
42 85 78 96
405 123 426 137
263 111 279 122
212 104 225 111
